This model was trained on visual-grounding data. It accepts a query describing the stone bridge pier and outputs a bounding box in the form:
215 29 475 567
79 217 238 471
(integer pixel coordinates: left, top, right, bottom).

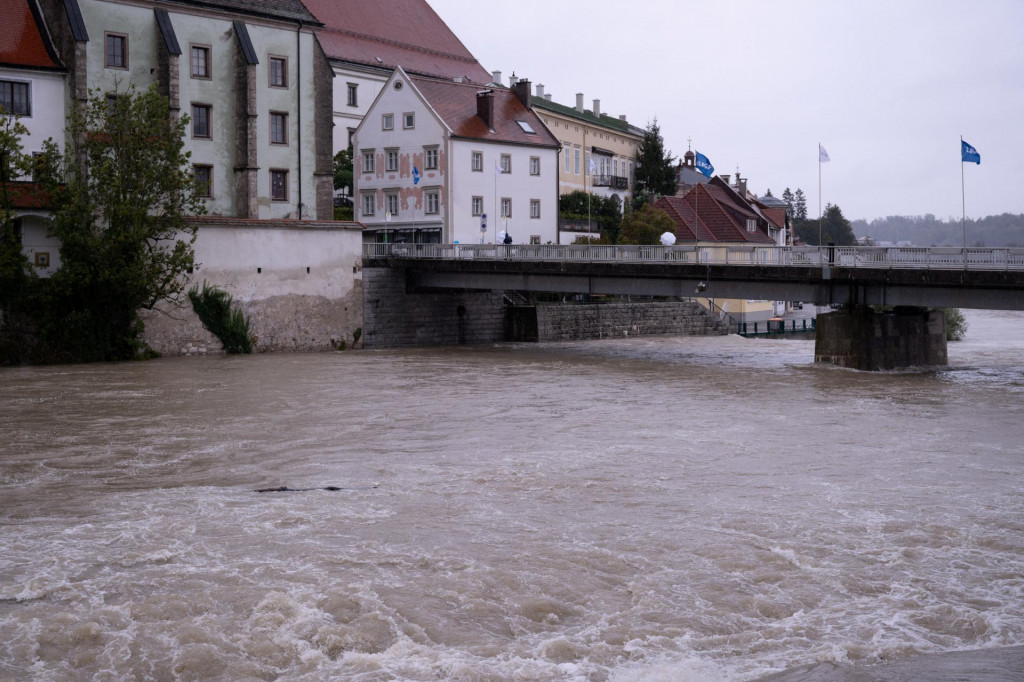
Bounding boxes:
815 306 947 370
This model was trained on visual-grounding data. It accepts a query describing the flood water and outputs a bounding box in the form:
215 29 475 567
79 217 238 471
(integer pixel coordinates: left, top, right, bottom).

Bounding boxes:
2 309 1023 681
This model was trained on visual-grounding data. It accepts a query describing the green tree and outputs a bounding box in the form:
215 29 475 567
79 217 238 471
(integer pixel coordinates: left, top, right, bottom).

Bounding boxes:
793 203 856 246
632 118 677 206
333 147 354 221
0 110 33 308
559 190 622 242
793 188 807 220
34 86 204 362
617 204 675 245
782 187 794 215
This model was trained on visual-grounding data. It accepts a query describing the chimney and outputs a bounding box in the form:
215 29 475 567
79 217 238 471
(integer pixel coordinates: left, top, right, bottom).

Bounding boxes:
619 114 627 121
720 174 730 185
491 70 502 85
476 90 495 130
535 83 545 98
738 177 748 197
513 78 532 109
575 93 584 113
545 94 552 101
592 99 601 117
509 73 518 87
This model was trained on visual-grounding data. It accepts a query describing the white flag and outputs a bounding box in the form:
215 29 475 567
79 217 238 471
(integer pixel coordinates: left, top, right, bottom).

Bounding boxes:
819 144 830 163
495 160 502 175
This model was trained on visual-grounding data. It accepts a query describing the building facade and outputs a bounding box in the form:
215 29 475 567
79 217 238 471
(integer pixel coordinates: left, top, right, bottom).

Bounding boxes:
354 67 560 245
39 0 334 220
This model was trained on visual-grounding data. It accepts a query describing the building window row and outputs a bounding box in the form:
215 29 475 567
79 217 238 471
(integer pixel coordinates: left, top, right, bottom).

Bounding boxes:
190 105 289 146
359 190 442 218
191 166 288 202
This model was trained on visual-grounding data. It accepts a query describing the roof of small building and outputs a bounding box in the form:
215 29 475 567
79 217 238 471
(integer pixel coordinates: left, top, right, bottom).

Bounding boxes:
656 184 775 244
301 0 490 82
410 74 559 148
0 0 63 70
676 164 710 188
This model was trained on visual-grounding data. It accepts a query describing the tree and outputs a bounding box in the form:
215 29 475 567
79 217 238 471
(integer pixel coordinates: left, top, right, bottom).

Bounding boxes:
632 118 677 206
0 110 32 308
617 204 675 245
793 202 856 246
793 188 807 220
782 187 794 215
559 190 622 243
34 85 204 362
764 188 774 197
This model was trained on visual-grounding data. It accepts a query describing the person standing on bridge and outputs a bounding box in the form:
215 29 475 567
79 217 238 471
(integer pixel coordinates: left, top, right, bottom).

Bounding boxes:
503 232 513 245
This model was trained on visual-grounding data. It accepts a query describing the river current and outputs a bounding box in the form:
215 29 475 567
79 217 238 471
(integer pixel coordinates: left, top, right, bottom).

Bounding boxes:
2 309 1023 681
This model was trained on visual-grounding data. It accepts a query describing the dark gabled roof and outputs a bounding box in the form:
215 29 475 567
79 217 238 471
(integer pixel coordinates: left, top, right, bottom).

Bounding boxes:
162 0 318 24
62 0 87 41
155 9 181 56
532 96 643 137
0 0 64 69
409 74 559 148
233 20 257 65
302 0 489 82
655 184 775 244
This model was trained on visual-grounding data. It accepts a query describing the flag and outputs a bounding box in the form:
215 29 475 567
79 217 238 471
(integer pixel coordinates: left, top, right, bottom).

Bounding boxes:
819 144 830 163
961 139 981 164
589 157 595 175
495 160 502 175
695 151 714 178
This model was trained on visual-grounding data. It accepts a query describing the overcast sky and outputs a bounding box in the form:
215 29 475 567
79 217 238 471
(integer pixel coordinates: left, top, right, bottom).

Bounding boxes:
426 0 1023 222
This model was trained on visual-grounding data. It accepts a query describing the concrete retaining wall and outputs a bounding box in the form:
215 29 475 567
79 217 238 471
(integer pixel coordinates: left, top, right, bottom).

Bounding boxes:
535 301 730 341
815 306 947 370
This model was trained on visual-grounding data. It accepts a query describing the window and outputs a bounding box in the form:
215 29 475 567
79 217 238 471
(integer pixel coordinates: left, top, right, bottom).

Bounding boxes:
471 151 483 172
385 148 398 172
501 197 511 217
746 219 757 232
362 150 375 173
530 235 541 245
346 83 357 107
574 147 580 174
190 45 210 79
424 147 438 170
270 112 288 145
530 156 540 176
193 165 212 197
530 199 540 219
191 104 211 139
471 196 483 216
425 191 439 215
106 94 120 116
105 33 128 69
386 193 398 216
0 80 30 116
270 169 288 201
563 144 570 172
500 154 511 173
403 112 415 129
382 113 393 131
516 120 535 134
347 128 355 148
361 193 375 216
269 56 287 88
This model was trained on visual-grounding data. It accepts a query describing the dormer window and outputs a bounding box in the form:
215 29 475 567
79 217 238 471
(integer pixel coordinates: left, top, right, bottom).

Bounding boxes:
746 219 756 232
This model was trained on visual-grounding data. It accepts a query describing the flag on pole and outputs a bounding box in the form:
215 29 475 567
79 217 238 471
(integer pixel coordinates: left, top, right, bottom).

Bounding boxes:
819 144 830 163
961 139 981 164
695 151 714 178
589 157 595 175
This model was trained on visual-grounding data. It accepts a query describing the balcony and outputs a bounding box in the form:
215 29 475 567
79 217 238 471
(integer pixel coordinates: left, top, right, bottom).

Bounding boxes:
591 174 630 190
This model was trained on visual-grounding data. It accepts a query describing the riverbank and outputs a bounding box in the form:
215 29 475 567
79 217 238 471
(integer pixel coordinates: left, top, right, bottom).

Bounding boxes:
754 645 1024 681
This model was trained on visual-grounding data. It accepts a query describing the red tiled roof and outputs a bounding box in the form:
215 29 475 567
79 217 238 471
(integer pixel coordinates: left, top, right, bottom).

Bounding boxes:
302 0 490 82
761 206 787 229
3 181 51 209
411 75 559 148
655 185 775 244
0 0 62 70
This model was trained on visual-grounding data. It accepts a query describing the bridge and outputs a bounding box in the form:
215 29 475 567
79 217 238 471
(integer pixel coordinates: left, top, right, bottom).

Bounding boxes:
364 243 1024 310
361 244 1024 369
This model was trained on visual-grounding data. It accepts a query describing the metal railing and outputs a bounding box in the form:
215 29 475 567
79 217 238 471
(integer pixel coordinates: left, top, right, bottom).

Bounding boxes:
363 243 1024 271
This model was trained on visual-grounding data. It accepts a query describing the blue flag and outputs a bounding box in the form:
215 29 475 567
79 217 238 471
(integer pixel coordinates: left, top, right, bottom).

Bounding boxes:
961 139 980 165
695 151 714 178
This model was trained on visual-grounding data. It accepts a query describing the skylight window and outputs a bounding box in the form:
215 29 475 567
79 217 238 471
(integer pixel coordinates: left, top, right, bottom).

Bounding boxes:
516 120 536 134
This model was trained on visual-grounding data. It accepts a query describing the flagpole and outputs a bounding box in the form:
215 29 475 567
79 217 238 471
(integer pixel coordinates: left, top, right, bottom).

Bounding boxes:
818 143 822 246
961 135 967 251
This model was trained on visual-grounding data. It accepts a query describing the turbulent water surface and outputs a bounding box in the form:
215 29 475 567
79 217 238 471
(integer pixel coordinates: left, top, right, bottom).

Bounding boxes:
2 309 1023 681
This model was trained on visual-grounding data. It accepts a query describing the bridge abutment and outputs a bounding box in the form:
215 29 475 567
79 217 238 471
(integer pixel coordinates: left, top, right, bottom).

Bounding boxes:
815 306 947 370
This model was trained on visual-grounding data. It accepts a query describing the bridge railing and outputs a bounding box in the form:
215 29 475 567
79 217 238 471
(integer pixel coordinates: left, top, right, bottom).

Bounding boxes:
363 243 1024 271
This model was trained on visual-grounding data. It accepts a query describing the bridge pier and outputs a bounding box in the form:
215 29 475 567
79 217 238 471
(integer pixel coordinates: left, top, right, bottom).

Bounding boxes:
814 306 947 370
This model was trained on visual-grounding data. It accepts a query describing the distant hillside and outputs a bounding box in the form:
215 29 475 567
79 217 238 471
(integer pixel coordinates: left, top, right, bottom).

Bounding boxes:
852 213 1024 247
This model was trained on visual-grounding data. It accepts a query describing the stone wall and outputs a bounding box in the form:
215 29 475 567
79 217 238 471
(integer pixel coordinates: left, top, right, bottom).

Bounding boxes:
815 306 947 370
362 266 505 348
535 301 731 341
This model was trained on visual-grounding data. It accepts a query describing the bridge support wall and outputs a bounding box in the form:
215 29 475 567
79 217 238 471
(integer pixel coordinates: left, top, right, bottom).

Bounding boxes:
815 306 947 370
532 301 730 342
363 266 505 348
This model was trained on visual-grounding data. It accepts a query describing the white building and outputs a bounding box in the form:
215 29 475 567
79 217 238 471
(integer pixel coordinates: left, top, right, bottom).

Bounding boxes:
354 67 560 245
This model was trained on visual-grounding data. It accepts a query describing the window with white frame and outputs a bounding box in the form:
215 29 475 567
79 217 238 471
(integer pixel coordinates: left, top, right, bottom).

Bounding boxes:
501 197 511 217
385 148 398 172
424 147 438 170
530 199 540 219
386 193 399 216
530 235 540 245
0 80 30 116
425 191 439 214
500 154 511 173
403 112 415 129
361 192 375 216
746 219 757 232
563 144 570 172
574 147 580 174
362 150 375 173
529 156 540 176
382 113 394 130
471 151 483 172
471 196 483 216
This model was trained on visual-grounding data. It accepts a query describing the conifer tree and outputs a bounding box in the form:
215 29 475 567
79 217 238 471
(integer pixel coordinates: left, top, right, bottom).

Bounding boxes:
632 118 677 204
